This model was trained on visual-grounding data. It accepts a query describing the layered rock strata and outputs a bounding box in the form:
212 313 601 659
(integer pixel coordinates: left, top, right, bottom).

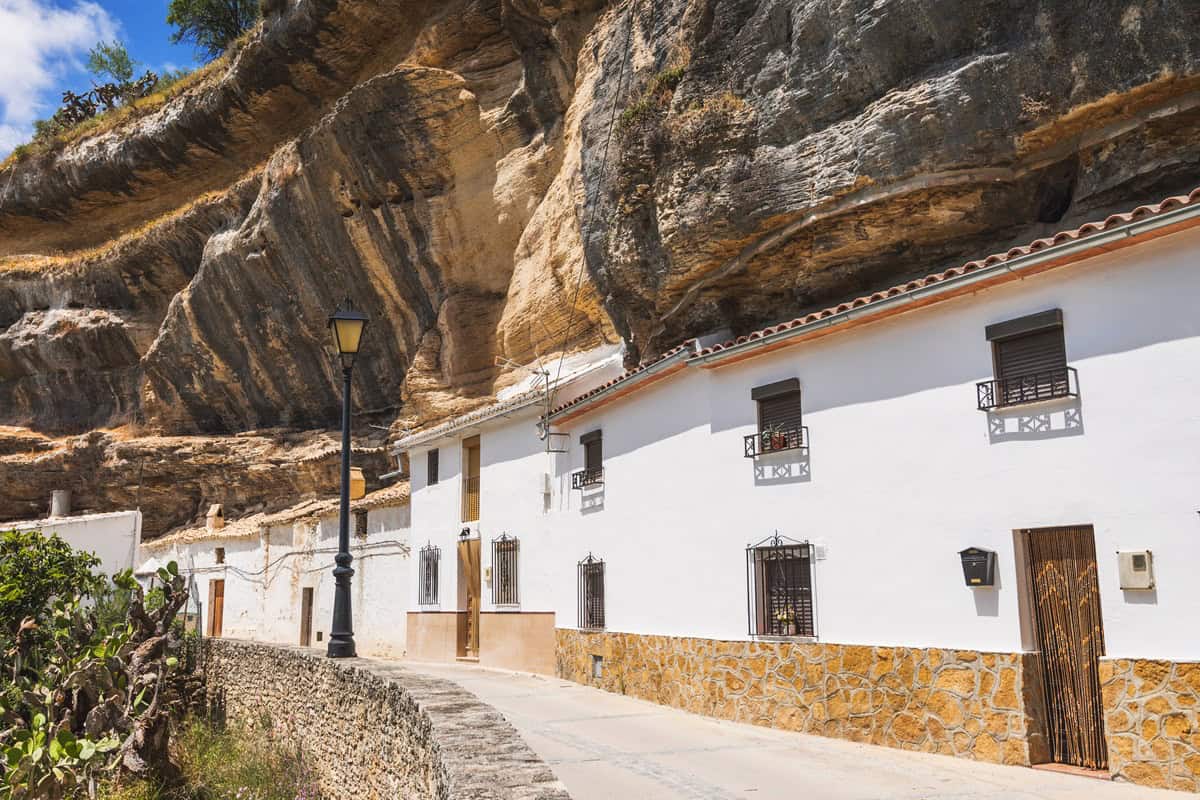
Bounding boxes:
1 0 1198 533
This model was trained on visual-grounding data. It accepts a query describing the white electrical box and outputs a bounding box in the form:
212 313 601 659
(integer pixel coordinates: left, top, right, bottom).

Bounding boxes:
1118 550 1154 590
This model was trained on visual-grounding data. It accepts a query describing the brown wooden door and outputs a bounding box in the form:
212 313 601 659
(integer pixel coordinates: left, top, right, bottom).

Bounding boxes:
300 587 314 647
207 579 225 638
457 538 481 657
1022 525 1107 769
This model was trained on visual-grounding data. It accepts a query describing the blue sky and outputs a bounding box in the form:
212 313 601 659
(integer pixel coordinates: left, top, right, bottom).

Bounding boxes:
0 0 201 155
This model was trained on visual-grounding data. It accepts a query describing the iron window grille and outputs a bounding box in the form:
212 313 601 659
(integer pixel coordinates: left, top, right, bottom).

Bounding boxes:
492 533 519 606
746 379 807 458
419 543 440 605
354 509 368 538
978 309 1077 410
427 448 439 486
746 534 815 637
578 554 605 630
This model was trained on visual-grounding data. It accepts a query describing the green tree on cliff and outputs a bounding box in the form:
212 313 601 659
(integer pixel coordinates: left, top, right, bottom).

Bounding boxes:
167 0 260 61
86 40 137 85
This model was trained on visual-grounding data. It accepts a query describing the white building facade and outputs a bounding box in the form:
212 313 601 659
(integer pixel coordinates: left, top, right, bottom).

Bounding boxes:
9 505 142 578
137 487 410 657
397 189 1200 792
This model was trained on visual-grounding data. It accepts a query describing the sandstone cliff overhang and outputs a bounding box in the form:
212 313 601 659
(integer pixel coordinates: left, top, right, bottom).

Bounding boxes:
548 185 1200 424
392 345 624 453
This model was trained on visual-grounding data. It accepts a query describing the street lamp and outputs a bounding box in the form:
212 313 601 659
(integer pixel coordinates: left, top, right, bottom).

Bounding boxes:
326 298 368 658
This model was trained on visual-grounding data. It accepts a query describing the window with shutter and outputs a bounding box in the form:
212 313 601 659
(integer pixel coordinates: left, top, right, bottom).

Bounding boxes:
573 430 604 488
427 449 439 486
978 309 1076 409
746 379 805 456
758 392 804 432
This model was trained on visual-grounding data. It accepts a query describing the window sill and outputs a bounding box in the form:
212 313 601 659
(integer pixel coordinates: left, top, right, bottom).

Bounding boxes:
753 635 818 644
417 605 442 612
491 604 521 612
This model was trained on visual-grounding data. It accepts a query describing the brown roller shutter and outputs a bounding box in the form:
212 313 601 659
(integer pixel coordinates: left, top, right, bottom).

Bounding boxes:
758 391 803 432
995 328 1067 381
993 327 1068 405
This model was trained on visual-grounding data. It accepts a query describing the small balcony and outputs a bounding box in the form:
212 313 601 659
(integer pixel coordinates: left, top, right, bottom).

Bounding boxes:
977 366 1078 411
744 425 808 458
571 468 604 490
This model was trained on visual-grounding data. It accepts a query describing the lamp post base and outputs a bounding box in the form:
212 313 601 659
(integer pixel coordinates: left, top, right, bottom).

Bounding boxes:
326 637 357 659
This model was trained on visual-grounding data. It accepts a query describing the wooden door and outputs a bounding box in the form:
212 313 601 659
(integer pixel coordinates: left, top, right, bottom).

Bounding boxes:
457 538 481 657
300 587 314 647
1022 526 1107 769
207 579 225 638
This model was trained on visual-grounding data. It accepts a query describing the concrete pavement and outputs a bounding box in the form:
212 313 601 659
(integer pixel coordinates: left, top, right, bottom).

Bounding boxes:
391 659 1177 800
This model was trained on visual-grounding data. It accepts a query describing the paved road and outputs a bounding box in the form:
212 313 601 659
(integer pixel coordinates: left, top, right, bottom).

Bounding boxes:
396 659 1176 800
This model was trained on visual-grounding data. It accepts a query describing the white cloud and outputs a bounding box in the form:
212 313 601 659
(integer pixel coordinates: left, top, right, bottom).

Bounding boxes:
0 0 118 154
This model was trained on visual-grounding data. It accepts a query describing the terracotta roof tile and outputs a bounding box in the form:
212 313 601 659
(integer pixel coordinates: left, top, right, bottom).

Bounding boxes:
547 340 695 417
545 186 1199 418
693 186 1200 358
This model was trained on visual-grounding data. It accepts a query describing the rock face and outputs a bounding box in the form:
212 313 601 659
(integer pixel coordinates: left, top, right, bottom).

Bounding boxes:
0 0 1197 533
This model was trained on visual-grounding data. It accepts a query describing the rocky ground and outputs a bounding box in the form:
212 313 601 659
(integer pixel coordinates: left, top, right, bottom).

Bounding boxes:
1 0 1197 534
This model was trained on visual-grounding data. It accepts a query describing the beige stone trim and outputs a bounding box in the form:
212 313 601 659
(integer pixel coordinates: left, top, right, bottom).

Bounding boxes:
1101 657 1200 792
556 629 1045 767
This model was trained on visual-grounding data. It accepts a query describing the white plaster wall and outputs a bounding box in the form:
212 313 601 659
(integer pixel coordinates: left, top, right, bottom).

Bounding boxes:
403 354 629 619
405 226 1200 661
137 503 410 656
13 511 141 577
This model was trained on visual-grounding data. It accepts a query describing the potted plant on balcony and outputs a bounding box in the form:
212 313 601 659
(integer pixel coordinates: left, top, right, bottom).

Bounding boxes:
775 607 797 636
759 424 785 453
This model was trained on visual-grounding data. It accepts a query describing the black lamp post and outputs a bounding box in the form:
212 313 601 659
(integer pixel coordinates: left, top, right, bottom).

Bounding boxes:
326 299 368 658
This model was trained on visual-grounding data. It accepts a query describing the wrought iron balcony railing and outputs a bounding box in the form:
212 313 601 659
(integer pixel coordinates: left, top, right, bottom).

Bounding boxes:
977 366 1078 411
571 467 604 490
744 425 808 458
